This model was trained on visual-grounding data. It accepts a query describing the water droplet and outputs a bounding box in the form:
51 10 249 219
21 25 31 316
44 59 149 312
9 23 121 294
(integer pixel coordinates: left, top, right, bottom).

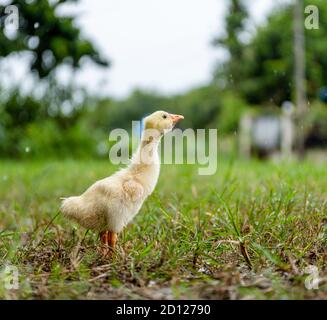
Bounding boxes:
34 22 40 29
25 146 30 153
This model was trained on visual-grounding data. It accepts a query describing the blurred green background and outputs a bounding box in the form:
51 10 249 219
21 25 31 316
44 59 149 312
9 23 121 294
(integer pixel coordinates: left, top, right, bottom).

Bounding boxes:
0 0 326 159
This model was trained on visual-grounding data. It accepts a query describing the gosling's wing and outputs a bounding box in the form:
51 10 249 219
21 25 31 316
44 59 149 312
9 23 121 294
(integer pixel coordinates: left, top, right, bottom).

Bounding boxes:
122 179 144 202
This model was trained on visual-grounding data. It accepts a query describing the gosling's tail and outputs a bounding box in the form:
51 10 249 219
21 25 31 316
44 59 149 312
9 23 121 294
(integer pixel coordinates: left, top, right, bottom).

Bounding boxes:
60 196 84 220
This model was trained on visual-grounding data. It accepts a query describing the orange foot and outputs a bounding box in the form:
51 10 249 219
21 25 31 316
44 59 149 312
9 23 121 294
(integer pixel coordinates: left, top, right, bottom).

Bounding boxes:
100 230 117 257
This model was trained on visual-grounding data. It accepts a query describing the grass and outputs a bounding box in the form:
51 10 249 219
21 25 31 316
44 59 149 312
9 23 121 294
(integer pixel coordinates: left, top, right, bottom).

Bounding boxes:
0 158 326 299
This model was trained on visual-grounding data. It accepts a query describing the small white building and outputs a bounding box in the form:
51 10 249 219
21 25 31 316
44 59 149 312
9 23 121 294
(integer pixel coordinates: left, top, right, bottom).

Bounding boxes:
239 102 295 159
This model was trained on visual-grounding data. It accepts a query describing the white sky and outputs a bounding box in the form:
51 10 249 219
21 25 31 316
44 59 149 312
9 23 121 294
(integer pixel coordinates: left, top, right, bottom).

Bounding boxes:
71 0 280 98
1 0 289 98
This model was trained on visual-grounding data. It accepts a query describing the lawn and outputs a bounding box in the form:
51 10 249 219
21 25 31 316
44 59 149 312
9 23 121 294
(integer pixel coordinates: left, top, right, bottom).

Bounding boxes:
0 158 326 299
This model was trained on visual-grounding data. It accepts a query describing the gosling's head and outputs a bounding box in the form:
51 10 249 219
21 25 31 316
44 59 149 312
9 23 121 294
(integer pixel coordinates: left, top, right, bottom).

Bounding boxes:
143 111 184 134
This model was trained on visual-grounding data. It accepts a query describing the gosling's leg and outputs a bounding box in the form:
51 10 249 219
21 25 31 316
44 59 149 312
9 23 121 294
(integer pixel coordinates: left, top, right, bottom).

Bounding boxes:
108 231 117 250
100 230 110 256
100 230 117 256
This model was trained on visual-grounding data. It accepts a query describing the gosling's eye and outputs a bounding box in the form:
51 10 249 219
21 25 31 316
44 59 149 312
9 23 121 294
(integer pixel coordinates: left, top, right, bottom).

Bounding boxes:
162 114 167 119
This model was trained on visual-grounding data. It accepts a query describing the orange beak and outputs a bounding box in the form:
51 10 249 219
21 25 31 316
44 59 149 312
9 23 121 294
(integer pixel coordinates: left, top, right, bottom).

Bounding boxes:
169 113 184 124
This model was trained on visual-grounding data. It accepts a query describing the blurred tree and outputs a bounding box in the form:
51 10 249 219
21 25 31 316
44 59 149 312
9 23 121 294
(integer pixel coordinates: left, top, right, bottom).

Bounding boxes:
212 0 248 90
89 90 168 131
236 4 294 105
0 0 109 157
87 87 222 132
216 93 247 134
171 86 222 129
213 0 327 106
0 91 42 156
0 88 92 157
0 0 108 78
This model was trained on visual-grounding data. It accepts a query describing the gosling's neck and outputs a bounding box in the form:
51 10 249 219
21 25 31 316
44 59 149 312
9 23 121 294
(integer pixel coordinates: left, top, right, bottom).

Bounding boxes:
131 129 162 167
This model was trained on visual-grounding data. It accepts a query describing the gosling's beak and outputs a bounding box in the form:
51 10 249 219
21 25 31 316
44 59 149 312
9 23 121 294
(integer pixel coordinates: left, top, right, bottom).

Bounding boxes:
169 113 184 124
